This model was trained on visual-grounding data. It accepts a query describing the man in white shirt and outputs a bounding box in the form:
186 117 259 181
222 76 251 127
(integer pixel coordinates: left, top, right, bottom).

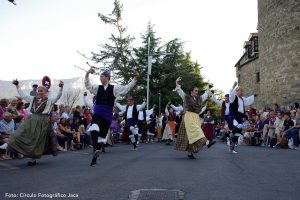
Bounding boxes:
138 105 155 143
212 93 231 126
85 68 137 166
228 81 257 153
115 96 146 150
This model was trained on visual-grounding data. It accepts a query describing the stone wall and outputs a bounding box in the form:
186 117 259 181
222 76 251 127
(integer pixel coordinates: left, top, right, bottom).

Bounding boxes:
258 0 300 108
236 0 300 109
236 55 261 108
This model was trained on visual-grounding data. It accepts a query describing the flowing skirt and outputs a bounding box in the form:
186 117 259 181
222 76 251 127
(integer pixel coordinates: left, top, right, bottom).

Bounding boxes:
162 121 175 140
203 123 214 141
175 111 207 153
8 114 50 158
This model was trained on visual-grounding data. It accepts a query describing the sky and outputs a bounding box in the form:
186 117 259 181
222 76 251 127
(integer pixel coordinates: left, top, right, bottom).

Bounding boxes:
0 0 258 93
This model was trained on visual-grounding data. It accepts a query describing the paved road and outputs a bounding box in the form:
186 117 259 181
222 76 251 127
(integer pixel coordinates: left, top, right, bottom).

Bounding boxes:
0 142 299 200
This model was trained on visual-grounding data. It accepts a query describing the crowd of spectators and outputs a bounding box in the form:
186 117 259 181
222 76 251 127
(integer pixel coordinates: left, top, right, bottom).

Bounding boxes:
216 103 300 150
0 86 299 161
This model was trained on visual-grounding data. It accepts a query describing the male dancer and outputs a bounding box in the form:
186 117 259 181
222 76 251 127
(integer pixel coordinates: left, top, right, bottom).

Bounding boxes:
212 92 231 145
212 93 231 126
228 81 257 153
138 105 155 143
115 96 146 150
85 68 138 166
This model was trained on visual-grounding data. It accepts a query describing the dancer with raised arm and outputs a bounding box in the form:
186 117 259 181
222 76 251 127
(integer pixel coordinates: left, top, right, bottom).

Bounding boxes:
85 68 138 166
115 96 146 150
228 81 257 153
162 103 177 145
8 78 64 166
174 77 215 159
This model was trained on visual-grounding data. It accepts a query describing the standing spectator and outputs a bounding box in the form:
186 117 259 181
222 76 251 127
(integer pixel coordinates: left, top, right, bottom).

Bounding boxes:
30 84 38 97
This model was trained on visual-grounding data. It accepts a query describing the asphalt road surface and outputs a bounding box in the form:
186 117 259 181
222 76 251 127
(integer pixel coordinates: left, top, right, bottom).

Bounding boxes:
1 142 299 200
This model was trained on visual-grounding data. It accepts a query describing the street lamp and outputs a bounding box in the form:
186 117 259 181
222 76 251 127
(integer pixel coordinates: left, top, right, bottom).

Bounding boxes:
147 37 173 110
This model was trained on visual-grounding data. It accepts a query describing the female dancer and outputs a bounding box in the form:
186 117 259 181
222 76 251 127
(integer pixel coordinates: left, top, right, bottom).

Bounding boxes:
8 78 63 166
174 77 215 159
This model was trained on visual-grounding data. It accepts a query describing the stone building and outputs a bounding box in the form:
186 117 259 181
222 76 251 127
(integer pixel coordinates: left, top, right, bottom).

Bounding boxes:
235 0 300 109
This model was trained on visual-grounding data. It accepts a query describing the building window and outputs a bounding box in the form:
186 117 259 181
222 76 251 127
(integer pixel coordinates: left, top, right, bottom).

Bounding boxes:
252 36 259 53
256 72 260 82
238 74 241 84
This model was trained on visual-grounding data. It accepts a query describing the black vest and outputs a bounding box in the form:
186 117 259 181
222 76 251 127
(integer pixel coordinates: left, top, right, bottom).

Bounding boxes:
229 96 245 115
125 104 138 120
96 85 115 107
221 101 226 117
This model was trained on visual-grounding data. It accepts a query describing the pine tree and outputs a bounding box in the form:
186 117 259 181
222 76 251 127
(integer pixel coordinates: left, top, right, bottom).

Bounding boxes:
92 0 135 83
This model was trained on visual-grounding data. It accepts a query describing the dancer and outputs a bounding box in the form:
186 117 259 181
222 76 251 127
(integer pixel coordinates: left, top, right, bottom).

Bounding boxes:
146 111 157 143
162 103 177 145
8 78 63 166
212 93 231 127
174 77 215 159
85 68 138 166
228 81 257 153
138 105 155 143
170 104 184 139
115 96 146 150
202 111 215 142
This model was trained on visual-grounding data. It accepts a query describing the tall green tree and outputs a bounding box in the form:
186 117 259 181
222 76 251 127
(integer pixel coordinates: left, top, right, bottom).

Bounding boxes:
92 0 135 83
89 0 222 121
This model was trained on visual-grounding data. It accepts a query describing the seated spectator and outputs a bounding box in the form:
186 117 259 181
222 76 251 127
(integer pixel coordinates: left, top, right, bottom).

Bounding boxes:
0 112 15 160
272 112 284 147
252 115 264 146
58 118 78 151
0 98 9 121
50 112 66 152
7 98 18 118
78 125 90 147
275 112 294 148
284 109 300 149
261 111 276 146
272 103 281 114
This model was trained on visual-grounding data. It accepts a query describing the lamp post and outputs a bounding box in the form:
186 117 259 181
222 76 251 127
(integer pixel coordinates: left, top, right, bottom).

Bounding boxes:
147 36 173 110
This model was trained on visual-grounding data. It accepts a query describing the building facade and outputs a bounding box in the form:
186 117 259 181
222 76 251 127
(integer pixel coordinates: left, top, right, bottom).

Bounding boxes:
235 0 300 109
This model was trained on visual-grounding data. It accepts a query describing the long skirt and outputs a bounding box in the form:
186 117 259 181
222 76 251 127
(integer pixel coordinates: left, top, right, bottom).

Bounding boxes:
156 125 162 140
8 114 50 158
162 121 175 141
175 111 207 153
203 123 214 141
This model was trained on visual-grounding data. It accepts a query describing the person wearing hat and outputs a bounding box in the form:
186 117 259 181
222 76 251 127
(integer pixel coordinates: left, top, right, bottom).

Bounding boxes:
30 84 38 97
85 68 138 166
228 81 257 153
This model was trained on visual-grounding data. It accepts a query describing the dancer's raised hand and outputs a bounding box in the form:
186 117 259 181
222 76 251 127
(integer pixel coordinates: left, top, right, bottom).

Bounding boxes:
12 79 19 86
